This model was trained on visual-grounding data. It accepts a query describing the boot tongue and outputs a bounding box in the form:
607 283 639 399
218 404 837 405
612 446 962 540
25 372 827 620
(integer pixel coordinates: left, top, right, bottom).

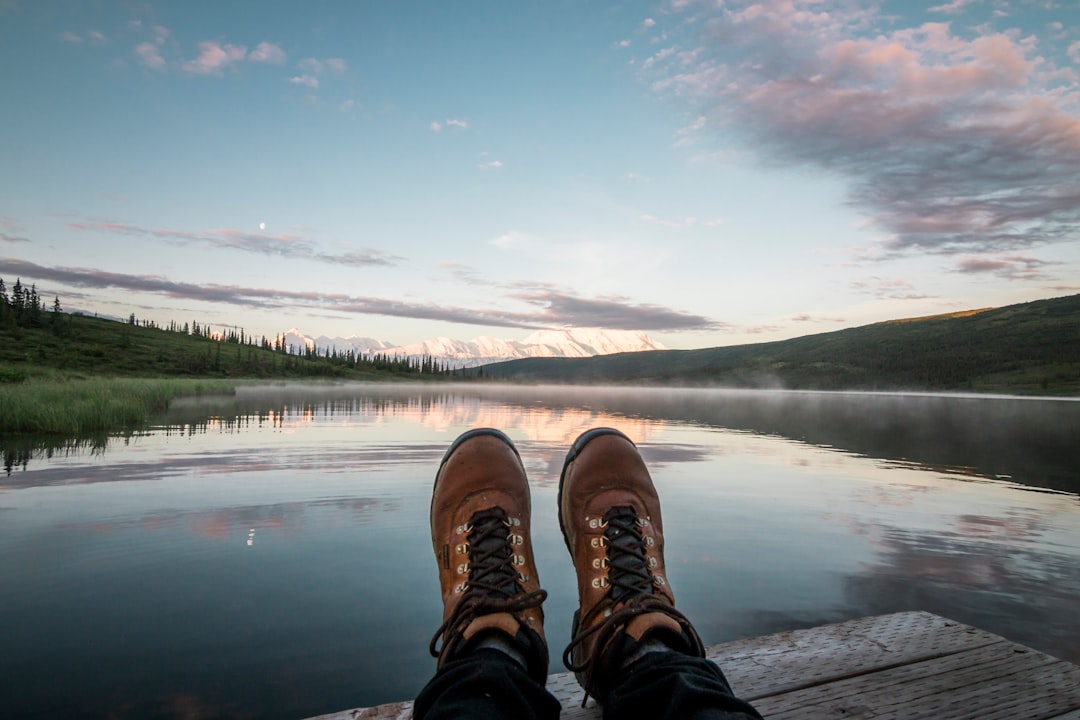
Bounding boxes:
603 507 653 605
468 508 518 598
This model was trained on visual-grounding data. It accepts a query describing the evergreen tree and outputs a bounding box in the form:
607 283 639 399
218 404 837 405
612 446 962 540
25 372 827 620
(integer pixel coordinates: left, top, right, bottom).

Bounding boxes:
12 279 24 322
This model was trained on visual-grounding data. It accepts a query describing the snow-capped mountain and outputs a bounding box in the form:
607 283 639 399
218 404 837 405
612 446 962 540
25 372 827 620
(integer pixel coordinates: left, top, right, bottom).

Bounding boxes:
280 328 666 367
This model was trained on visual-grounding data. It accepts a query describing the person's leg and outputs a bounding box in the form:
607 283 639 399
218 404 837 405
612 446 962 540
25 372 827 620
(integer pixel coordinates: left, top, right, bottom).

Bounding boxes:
557 428 763 720
415 428 561 720
602 648 763 720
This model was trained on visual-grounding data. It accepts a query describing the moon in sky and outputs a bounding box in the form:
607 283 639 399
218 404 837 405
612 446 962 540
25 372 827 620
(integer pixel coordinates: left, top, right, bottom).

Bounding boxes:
259 222 266 230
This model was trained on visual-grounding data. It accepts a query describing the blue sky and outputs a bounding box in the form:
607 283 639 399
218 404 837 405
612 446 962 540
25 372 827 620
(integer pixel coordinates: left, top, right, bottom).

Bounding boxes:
2 0 1078 349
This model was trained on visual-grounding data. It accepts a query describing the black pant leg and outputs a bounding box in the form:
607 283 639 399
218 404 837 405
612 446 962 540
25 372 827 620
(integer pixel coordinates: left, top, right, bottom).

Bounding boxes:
602 651 764 720
413 648 562 720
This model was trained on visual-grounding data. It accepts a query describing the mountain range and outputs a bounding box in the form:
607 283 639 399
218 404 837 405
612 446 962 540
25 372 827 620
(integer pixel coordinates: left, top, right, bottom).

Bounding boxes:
280 327 666 367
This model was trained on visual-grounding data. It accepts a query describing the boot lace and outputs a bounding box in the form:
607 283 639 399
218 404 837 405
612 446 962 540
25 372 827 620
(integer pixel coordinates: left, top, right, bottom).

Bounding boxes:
429 507 547 660
562 506 704 705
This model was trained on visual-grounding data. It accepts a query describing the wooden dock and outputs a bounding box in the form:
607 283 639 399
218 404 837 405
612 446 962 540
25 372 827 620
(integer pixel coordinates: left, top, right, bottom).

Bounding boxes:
306 611 1080 719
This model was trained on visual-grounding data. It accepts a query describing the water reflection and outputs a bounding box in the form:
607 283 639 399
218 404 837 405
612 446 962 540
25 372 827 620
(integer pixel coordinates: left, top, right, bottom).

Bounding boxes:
0 384 1077 719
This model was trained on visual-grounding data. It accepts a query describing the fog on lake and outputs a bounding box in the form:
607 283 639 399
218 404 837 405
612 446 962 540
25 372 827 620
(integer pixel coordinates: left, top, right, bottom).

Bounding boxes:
2 383 1078 720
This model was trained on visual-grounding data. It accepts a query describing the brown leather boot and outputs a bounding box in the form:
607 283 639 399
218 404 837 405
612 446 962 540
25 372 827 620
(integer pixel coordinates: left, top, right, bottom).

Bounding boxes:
558 427 705 702
428 428 548 680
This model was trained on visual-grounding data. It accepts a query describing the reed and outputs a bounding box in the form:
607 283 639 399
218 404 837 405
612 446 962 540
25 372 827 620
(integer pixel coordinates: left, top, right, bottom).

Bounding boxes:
0 377 238 435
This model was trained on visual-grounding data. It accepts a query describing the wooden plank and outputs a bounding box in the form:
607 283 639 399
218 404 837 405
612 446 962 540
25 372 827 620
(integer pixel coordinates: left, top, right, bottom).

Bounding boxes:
894 660 1080 720
305 703 413 720
761 647 1066 719
708 611 1003 700
302 612 1080 720
755 642 1034 716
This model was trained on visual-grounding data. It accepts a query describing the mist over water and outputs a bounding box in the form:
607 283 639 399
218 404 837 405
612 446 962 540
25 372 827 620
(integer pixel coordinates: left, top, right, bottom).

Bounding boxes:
2 383 1078 719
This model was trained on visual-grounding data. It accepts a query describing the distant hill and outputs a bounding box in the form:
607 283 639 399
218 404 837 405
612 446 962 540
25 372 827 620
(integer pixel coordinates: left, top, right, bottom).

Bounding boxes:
478 294 1080 395
0 312 436 382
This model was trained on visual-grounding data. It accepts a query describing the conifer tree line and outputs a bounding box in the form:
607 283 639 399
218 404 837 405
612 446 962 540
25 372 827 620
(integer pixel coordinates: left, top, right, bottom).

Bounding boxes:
1 276 458 376
0 277 62 331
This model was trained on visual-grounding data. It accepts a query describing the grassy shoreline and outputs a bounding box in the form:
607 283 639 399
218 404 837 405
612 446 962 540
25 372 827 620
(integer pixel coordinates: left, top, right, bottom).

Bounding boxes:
0 376 239 435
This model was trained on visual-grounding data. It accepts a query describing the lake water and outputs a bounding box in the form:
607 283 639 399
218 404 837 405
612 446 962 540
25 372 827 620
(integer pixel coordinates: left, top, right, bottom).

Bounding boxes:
2 383 1078 719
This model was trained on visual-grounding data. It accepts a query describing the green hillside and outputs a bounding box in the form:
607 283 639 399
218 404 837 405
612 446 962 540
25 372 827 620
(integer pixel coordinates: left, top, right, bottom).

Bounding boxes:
0 309 436 383
480 294 1080 395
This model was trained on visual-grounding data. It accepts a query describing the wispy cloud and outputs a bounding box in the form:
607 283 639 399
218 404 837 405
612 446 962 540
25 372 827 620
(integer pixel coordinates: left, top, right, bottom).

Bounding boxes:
510 290 725 330
640 213 723 228
928 0 977 14
432 117 469 132
953 254 1057 280
62 30 107 44
182 41 247 75
650 2 1080 256
289 74 319 89
288 56 346 90
437 261 490 286
0 217 29 243
135 41 166 69
249 41 287 64
1 259 723 331
67 221 401 267
478 160 504 170
791 314 846 323
850 277 931 300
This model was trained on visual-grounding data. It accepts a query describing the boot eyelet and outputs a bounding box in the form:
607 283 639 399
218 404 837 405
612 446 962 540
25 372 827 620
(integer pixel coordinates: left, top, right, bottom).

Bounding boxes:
456 543 469 554
590 537 609 548
456 523 472 534
518 572 530 582
653 575 666 586
456 563 469 574
509 534 523 545
645 536 655 547
648 557 658 567
591 577 609 589
514 554 525 565
592 557 609 569
454 581 469 593
636 518 649 527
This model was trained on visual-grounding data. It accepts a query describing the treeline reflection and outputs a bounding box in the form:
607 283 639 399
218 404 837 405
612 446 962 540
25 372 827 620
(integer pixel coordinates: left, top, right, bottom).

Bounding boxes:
5 384 1078 495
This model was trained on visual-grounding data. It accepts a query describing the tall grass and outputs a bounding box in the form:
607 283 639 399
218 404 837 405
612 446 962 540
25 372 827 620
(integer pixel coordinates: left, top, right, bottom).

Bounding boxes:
0 377 238 435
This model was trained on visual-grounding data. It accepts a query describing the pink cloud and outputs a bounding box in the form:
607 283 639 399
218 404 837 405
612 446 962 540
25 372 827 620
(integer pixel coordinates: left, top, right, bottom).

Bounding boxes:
182 41 247 75
791 314 846 323
648 2 1080 255
249 41 287 64
135 42 165 69
953 254 1057 280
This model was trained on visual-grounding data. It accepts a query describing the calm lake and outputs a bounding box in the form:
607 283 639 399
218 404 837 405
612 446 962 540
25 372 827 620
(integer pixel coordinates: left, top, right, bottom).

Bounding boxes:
2 383 1078 719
